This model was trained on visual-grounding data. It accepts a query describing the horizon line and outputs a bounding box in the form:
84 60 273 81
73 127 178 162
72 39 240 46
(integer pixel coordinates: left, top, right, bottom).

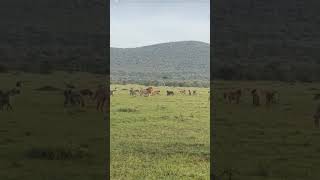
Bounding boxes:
110 40 210 49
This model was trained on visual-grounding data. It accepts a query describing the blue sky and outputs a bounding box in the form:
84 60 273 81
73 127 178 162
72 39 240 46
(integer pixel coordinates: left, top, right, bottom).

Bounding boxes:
111 0 210 48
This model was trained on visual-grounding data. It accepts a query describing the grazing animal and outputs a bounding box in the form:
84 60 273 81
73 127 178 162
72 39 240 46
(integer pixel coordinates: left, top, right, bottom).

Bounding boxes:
63 89 85 107
129 88 140 96
146 87 153 94
265 90 278 106
139 87 153 97
193 90 197 96
151 90 160 96
139 88 144 96
79 89 94 104
0 88 21 111
141 89 150 97
251 89 260 106
80 89 94 98
129 88 135 96
179 90 186 95
167 90 174 96
94 86 108 112
133 89 140 96
225 89 242 104
188 90 192 96
0 91 12 111
110 90 116 96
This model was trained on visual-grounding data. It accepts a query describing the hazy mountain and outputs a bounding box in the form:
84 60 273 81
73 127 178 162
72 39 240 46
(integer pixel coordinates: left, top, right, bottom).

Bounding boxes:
110 41 210 83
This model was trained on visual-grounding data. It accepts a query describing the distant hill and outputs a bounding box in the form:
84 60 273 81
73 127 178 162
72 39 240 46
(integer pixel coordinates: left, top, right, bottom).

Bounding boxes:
0 0 107 74
213 0 320 82
110 41 210 85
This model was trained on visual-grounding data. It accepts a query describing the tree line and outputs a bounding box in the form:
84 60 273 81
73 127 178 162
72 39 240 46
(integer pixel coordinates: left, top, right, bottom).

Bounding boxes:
213 61 320 82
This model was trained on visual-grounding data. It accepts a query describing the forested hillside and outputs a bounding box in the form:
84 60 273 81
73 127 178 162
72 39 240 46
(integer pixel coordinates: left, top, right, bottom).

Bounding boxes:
213 0 320 82
110 41 210 86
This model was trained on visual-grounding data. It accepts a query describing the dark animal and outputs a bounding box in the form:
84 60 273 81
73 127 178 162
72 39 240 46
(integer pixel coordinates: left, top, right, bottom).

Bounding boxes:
63 89 85 107
0 89 20 111
80 89 94 97
251 89 260 106
167 90 174 96
129 88 140 96
225 89 242 104
179 90 186 95
265 90 278 106
129 88 135 96
94 86 108 112
0 91 12 111
193 90 197 96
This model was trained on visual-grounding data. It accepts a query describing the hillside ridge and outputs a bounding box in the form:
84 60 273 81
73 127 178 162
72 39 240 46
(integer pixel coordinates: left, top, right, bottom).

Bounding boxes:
110 41 210 86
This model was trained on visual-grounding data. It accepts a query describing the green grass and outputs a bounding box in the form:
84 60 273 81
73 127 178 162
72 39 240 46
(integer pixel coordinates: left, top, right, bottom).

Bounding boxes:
0 71 106 180
0 71 210 179
214 81 320 180
111 84 210 179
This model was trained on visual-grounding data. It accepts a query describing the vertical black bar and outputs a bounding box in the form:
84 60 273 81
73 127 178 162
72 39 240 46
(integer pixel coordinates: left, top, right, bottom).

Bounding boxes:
211 0 320 179
0 1 109 179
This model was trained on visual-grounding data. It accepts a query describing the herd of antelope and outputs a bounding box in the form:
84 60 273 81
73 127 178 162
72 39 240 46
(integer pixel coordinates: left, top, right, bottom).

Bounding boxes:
0 82 208 113
222 88 279 107
111 86 201 97
63 85 109 112
0 81 110 112
4 81 320 128
222 87 320 128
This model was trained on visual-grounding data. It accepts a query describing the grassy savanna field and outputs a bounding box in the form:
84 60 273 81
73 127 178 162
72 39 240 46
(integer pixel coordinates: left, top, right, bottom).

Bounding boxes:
110 84 210 179
214 81 320 180
0 72 106 180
